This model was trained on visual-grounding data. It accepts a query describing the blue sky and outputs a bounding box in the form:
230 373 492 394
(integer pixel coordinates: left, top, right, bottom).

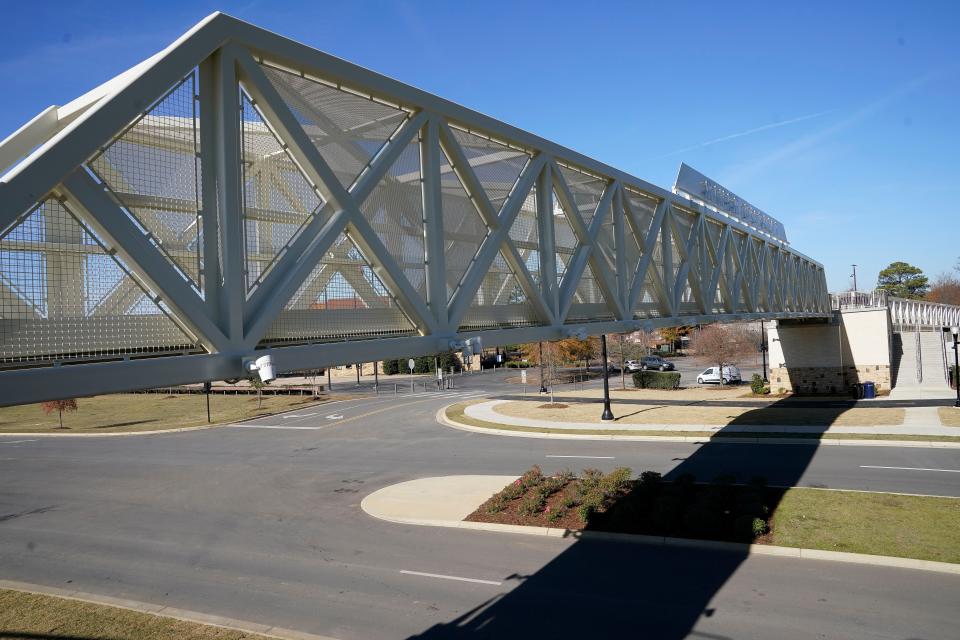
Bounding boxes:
2 0 957 292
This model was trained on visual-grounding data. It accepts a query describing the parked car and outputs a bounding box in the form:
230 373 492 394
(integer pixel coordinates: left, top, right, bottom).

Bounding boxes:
624 359 643 372
639 355 675 371
696 365 742 385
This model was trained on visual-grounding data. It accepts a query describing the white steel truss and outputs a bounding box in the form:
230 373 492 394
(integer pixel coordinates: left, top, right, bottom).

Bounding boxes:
0 13 829 404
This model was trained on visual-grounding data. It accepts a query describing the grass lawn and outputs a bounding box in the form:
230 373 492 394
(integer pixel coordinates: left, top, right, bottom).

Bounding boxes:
770 488 960 563
445 402 960 443
493 398 904 427
939 407 960 427
0 393 325 434
0 588 271 639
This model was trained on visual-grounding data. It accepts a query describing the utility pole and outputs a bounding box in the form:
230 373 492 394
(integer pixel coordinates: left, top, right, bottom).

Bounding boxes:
851 264 858 292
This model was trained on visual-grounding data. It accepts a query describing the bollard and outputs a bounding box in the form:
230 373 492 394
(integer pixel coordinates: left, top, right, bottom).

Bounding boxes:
394 384 398 395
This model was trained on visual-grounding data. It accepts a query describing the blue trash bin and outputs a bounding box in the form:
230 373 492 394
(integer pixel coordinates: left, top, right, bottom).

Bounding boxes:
862 381 876 399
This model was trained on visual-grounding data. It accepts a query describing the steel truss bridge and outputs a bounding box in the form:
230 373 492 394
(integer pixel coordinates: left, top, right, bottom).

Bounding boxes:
0 13 829 405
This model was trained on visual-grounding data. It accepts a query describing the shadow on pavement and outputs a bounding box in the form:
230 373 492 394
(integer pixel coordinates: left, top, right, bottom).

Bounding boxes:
407 396 853 639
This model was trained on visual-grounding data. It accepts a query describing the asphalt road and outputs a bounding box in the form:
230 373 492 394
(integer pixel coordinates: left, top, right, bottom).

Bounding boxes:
1 383 959 639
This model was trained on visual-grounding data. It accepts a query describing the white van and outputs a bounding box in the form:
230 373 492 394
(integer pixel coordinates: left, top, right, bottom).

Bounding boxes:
697 365 742 385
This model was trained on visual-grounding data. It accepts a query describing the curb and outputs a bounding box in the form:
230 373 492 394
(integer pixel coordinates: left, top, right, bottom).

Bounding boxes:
0 579 339 640
437 407 960 448
0 398 336 438
363 501 960 576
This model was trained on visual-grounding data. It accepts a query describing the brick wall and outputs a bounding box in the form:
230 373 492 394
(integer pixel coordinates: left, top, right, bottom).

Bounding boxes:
769 364 890 395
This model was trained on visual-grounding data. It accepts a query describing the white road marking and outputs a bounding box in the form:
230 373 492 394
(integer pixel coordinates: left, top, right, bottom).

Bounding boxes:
325 414 344 420
231 424 328 430
400 570 502 586
545 455 615 460
860 465 960 473
282 412 318 419
0 440 37 445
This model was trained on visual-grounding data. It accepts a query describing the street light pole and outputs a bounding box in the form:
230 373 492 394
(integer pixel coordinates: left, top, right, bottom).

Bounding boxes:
851 264 858 292
952 326 959 408
600 334 615 422
538 342 547 393
760 320 769 383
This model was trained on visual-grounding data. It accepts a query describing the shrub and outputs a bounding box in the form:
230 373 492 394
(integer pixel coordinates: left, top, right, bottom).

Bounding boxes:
638 470 662 489
577 491 604 523
734 515 768 540
486 496 506 514
519 492 546 516
632 370 681 389
519 465 543 490
599 467 633 498
560 485 580 509
546 506 567 522
499 479 525 501
750 374 765 395
579 468 604 494
683 504 723 537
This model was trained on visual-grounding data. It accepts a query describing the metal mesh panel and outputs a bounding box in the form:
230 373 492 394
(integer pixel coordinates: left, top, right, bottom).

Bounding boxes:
596 213 617 278
0 200 196 364
262 232 417 345
447 126 530 214
626 188 658 243
567 262 614 323
361 131 426 300
556 164 606 229
440 147 488 301
552 189 578 288
508 183 540 283
260 64 408 189
459 251 539 332
88 72 203 289
240 90 326 293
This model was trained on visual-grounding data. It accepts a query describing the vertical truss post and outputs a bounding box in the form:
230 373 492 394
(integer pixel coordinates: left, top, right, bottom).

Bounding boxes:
613 186 628 310
660 206 675 314
206 49 244 346
198 57 222 333
536 163 558 322
422 117 448 331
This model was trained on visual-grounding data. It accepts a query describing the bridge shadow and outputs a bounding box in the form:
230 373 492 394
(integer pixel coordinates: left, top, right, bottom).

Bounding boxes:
408 396 860 639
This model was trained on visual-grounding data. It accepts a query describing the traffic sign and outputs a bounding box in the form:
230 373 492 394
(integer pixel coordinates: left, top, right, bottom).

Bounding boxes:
408 358 415 373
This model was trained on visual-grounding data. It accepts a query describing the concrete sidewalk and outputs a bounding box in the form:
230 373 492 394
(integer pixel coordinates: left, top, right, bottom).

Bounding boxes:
465 400 959 437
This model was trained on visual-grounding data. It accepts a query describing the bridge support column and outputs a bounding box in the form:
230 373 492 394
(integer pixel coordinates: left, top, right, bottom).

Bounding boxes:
767 308 892 395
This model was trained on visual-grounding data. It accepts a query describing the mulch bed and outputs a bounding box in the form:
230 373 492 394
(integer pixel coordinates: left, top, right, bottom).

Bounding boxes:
466 467 780 544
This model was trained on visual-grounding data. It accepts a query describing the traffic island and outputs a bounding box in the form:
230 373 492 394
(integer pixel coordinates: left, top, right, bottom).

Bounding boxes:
440 400 960 446
361 474 960 574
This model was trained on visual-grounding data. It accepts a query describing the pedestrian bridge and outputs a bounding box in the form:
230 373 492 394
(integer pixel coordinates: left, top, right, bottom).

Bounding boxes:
0 13 828 404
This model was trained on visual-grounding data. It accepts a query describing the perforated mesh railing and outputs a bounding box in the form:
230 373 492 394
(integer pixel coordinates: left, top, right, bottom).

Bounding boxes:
556 163 606 229
508 186 540 284
260 63 409 190
459 250 539 332
552 189 578 289
447 126 530 215
440 147 489 301
567 262 614 323
240 90 326 293
360 129 426 300
87 71 204 290
0 199 197 364
261 232 417 344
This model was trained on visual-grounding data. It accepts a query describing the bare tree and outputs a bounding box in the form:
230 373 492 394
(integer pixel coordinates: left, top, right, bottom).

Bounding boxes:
688 324 753 385
41 398 78 429
248 376 267 409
